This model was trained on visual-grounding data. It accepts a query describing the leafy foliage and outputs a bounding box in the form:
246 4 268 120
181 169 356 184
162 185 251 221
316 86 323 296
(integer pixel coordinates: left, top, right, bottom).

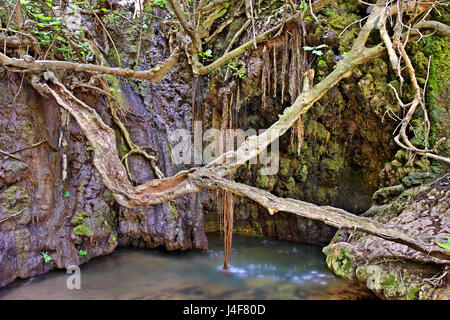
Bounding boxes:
226 60 246 79
303 44 328 56
199 49 213 63
153 0 166 9
299 0 307 14
436 236 450 251
41 251 52 263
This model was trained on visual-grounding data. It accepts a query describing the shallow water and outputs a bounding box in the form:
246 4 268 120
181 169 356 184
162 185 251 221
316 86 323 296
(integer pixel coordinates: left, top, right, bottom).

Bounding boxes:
0 233 374 300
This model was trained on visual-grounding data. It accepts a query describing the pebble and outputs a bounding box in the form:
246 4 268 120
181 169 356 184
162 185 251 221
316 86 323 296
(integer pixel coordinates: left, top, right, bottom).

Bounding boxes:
428 196 435 200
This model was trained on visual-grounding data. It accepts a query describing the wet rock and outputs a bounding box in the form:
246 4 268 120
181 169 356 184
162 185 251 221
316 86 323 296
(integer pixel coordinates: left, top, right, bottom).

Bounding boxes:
372 185 405 204
0 186 31 232
324 174 450 300
402 172 433 188
0 160 28 186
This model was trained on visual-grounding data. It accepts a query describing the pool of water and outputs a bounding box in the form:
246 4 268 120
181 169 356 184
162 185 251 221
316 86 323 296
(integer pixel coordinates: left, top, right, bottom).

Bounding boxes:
0 233 374 300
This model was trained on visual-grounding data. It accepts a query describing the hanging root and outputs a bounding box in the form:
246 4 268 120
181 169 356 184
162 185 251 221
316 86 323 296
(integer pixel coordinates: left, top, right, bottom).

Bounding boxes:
222 190 233 270
261 45 270 110
371 2 450 164
219 86 234 271
281 34 288 104
292 117 305 154
288 28 299 104
273 45 277 98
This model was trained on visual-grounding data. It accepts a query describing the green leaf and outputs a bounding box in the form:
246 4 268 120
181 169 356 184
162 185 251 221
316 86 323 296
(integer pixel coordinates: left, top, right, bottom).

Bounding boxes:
303 46 314 51
312 50 323 56
299 0 307 14
63 191 70 198
315 44 328 49
41 251 52 263
436 236 450 251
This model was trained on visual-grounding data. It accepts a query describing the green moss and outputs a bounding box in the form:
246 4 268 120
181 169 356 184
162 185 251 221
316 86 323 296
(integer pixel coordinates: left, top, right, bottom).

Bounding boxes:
22 122 32 133
325 245 356 281
73 224 93 237
3 186 30 228
72 212 88 224
408 34 450 174
168 202 179 220
317 59 327 69
255 170 277 192
323 158 343 171
319 8 359 54
103 189 114 204
279 157 292 179
4 185 29 201
305 120 330 143
408 287 420 300
372 185 405 204
298 164 308 183
383 273 397 286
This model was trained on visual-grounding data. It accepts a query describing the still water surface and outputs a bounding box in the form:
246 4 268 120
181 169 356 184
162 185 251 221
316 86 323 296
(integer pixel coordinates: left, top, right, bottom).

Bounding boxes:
0 233 374 299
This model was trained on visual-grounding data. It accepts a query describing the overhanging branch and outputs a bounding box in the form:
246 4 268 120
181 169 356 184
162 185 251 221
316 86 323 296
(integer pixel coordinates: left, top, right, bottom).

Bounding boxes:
0 47 181 82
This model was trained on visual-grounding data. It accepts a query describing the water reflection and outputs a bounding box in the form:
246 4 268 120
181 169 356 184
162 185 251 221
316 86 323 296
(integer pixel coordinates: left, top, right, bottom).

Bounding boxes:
0 233 375 300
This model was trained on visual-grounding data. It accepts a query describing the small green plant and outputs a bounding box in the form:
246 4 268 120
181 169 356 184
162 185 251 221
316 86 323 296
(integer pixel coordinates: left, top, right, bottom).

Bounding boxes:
299 0 307 14
342 51 350 57
226 60 247 79
199 49 213 63
63 191 70 198
303 44 328 56
41 251 52 263
436 236 450 251
168 202 179 220
153 0 166 9
78 249 88 256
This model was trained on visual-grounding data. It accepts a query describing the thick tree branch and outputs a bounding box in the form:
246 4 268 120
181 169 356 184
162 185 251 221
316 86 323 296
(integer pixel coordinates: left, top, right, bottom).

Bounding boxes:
411 20 450 38
190 171 450 261
0 47 181 82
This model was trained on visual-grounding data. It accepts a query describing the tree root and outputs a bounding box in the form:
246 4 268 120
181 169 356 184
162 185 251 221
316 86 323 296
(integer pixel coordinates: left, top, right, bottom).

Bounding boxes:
71 79 165 180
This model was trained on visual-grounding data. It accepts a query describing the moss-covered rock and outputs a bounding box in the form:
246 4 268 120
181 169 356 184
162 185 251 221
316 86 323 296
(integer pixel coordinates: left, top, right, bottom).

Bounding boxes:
325 243 356 281
0 185 31 231
255 169 277 192
372 185 405 204
324 174 450 300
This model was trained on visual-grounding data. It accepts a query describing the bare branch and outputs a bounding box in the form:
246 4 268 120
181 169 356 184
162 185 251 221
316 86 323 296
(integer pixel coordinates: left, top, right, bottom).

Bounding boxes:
0 47 181 82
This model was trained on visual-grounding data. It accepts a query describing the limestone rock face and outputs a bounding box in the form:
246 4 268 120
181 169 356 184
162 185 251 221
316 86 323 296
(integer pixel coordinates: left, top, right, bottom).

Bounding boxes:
324 174 450 300
0 73 118 287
